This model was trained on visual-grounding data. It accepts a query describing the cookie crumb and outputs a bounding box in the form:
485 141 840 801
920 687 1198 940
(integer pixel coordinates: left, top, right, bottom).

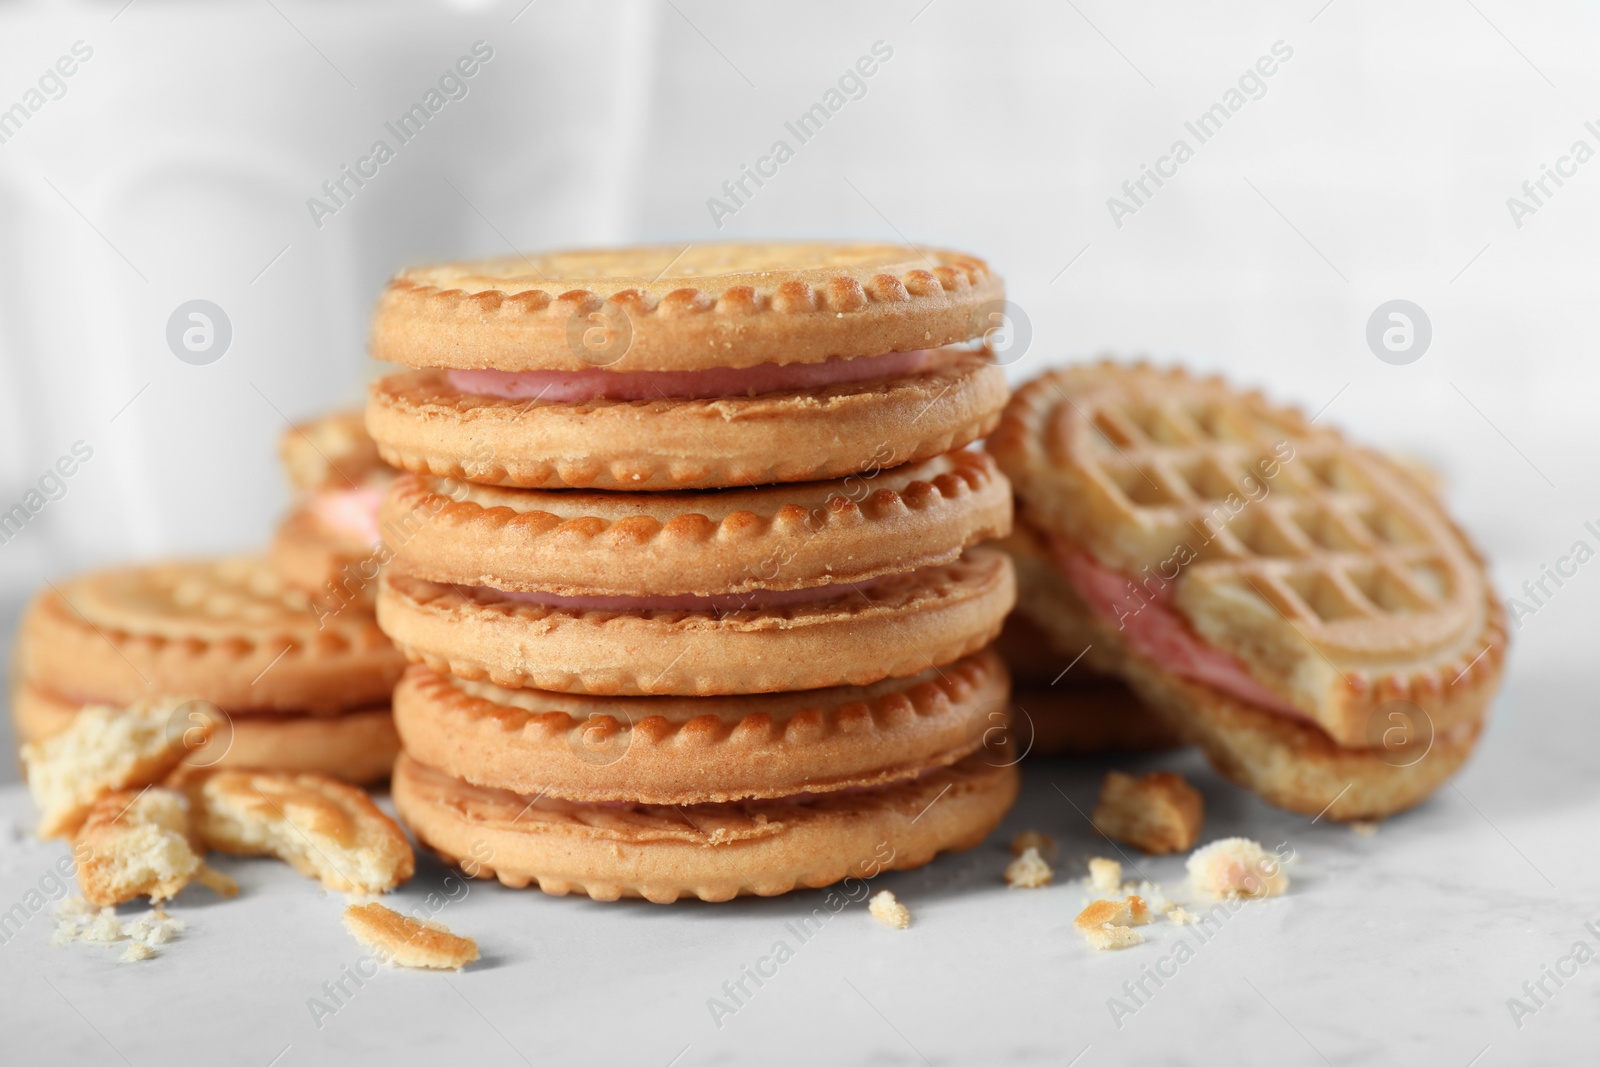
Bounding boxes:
1186 838 1289 900
1074 897 1148 950
119 941 155 963
1088 857 1121 895
1091 771 1204 855
1351 821 1378 837
869 890 910 930
1010 830 1057 860
1004 847 1053 888
1168 907 1198 926
1084 924 1145 950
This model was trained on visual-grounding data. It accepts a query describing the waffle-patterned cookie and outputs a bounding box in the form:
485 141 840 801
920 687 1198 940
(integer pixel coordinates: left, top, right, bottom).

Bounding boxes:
392 752 1018 903
393 651 1009 804
990 364 1505 819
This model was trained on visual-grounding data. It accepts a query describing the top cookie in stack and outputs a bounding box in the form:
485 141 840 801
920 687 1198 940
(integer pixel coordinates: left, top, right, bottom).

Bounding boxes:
365 243 1007 490
368 242 1022 902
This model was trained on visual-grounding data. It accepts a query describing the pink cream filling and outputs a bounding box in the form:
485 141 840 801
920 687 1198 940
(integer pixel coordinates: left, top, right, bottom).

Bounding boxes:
309 486 385 547
447 348 937 403
1052 539 1304 719
486 575 885 614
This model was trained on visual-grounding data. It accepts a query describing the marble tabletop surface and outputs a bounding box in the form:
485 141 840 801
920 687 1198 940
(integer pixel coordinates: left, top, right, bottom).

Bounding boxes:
0 633 1585 1067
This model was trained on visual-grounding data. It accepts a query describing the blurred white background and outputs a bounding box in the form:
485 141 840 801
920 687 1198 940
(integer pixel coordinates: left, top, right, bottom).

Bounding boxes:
0 0 1593 696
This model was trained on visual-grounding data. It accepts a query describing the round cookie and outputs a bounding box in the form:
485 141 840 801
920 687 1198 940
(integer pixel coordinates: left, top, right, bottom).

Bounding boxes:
12 682 399 786
393 650 1010 804
371 243 1004 373
367 351 1007 491
279 409 386 492
16 557 405 714
377 547 1015 696
392 751 1019 903
367 242 1008 491
383 448 1011 597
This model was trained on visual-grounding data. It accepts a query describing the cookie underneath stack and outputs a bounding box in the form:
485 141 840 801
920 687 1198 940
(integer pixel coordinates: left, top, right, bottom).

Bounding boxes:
269 409 392 611
14 557 405 784
369 242 1023 901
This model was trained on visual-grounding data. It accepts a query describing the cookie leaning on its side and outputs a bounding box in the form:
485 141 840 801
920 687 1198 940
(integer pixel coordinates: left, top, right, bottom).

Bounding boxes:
989 363 1505 821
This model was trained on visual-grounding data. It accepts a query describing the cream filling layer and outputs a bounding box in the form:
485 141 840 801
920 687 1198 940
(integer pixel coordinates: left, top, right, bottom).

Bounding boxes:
446 348 938 403
480 575 888 613
1051 537 1304 719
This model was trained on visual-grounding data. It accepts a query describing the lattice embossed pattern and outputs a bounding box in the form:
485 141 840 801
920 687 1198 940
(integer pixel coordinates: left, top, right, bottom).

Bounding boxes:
994 364 1499 684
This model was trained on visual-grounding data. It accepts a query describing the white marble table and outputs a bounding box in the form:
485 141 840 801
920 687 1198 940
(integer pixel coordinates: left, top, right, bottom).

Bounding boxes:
0 647 1582 1066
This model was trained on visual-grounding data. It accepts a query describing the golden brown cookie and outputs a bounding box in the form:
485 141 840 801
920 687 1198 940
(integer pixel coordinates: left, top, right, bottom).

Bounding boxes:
367 352 1007 491
991 363 1505 819
384 448 1010 597
392 751 1018 903
13 681 399 786
377 547 1015 696
393 650 1009 804
280 409 387 492
342 902 479 970
16 557 405 715
367 243 1007 491
372 243 1004 373
271 409 392 604
187 769 414 894
74 789 205 905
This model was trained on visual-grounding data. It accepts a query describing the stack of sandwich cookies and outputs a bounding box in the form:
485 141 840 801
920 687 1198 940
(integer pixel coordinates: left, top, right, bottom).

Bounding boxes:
989 363 1506 820
14 557 406 784
372 242 1022 901
270 410 392 610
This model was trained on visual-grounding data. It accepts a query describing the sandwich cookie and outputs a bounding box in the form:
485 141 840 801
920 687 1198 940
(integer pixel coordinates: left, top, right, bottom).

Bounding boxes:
392 752 1019 903
14 557 406 783
376 451 1016 694
13 683 400 785
367 243 1009 490
989 363 1505 820
393 650 1010 804
270 410 392 607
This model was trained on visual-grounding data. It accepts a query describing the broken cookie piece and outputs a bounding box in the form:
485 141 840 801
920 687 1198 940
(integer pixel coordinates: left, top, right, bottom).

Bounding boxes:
23 698 211 838
186 769 414 895
1091 771 1203 855
343 902 478 971
76 789 201 905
